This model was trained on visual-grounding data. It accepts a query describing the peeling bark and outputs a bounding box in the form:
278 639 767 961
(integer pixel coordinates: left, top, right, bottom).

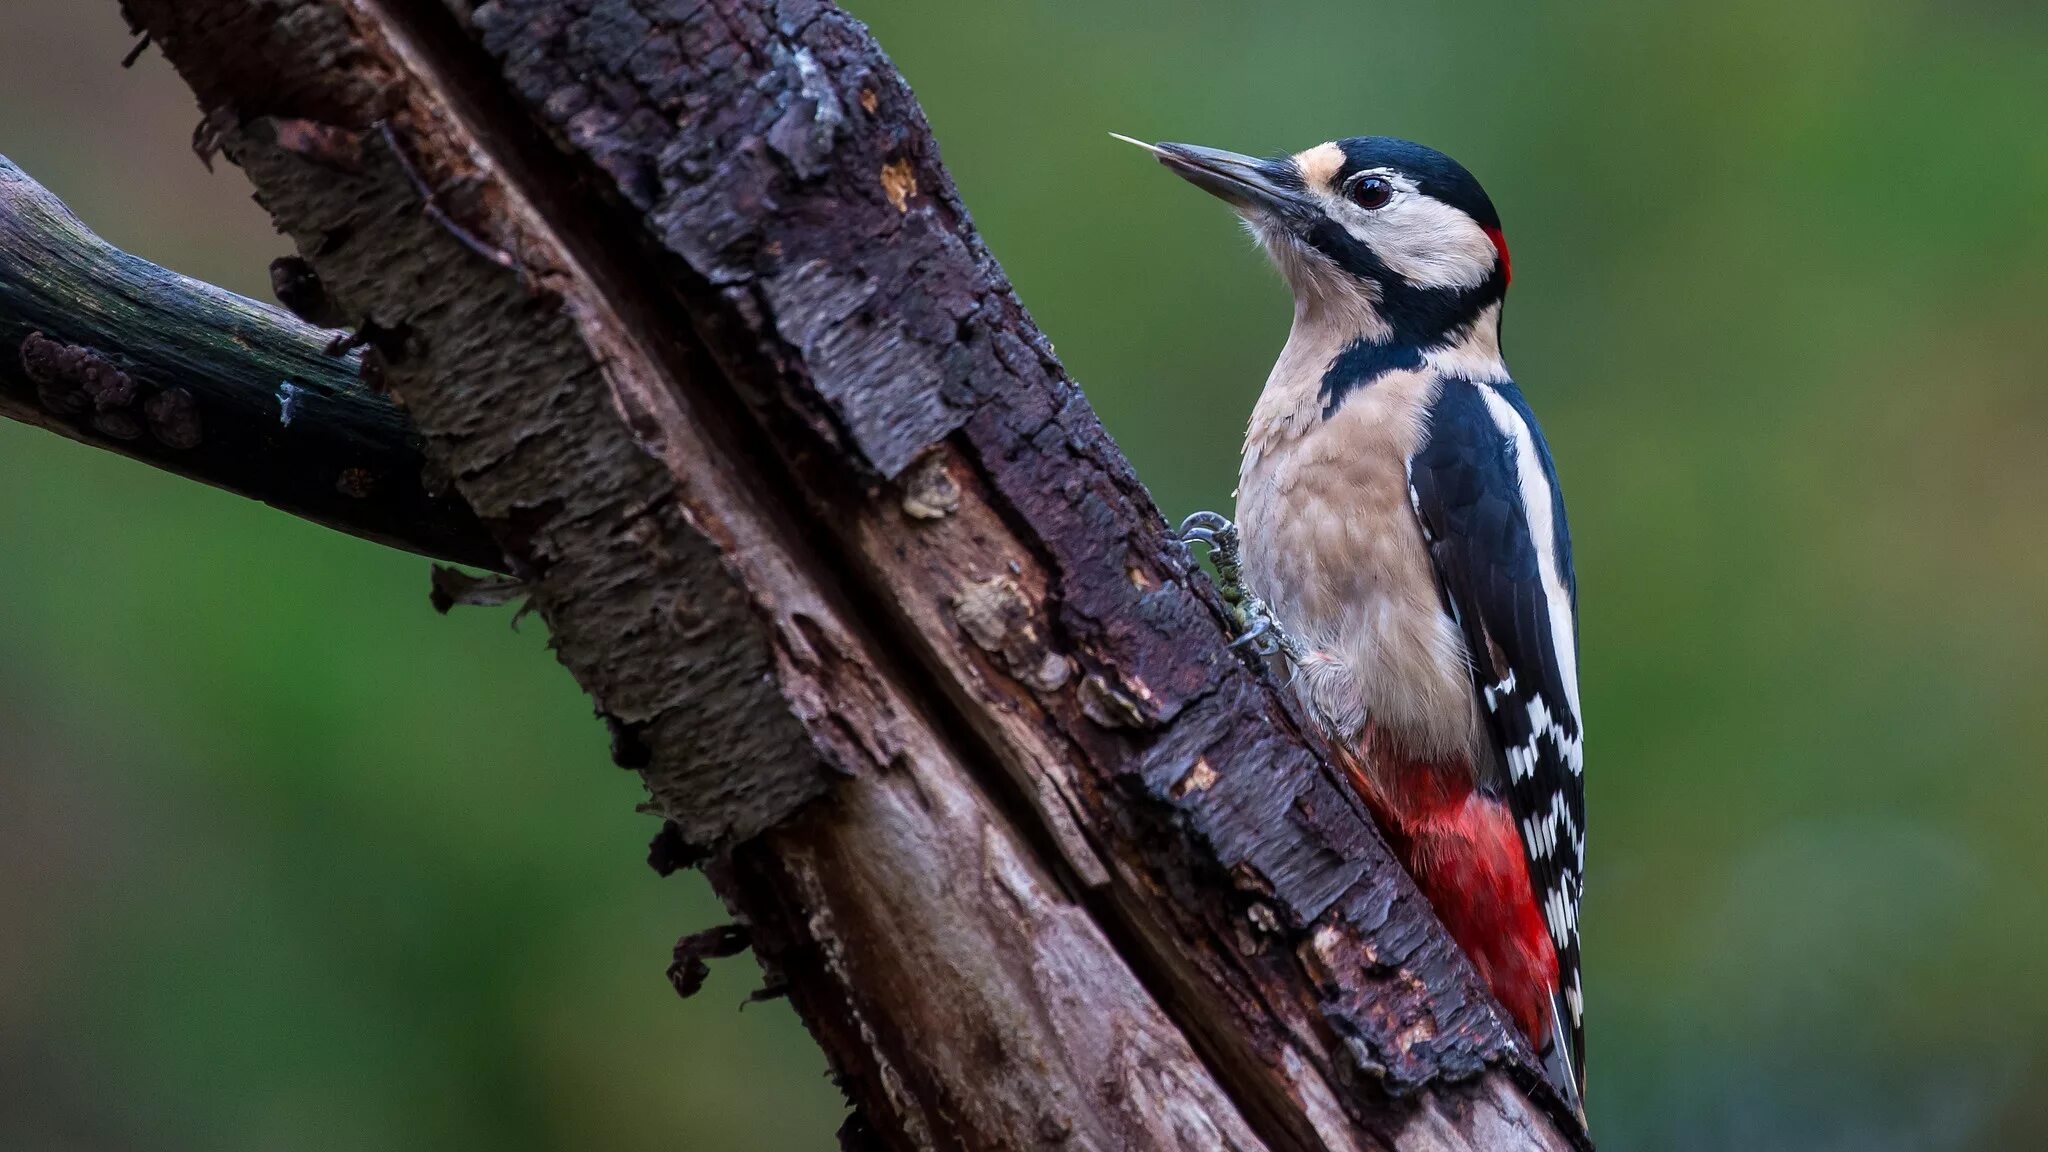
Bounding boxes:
79 2 1588 1148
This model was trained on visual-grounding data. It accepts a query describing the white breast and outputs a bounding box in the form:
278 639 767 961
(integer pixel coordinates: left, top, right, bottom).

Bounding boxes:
1236 340 1486 762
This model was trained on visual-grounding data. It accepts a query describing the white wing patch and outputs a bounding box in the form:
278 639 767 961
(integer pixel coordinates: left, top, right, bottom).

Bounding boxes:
1475 387 1583 739
1482 668 1517 712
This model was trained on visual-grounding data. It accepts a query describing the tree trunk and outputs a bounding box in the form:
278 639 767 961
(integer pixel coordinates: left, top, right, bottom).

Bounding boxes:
2 2 1591 1148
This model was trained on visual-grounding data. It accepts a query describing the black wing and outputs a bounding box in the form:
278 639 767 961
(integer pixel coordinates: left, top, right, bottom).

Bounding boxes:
1406 375 1586 1103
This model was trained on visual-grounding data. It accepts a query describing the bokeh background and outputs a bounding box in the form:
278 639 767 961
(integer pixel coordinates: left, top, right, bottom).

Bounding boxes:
3 2 2045 1149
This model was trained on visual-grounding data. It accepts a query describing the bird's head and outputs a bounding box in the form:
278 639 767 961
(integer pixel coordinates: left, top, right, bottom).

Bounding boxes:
1119 134 1510 348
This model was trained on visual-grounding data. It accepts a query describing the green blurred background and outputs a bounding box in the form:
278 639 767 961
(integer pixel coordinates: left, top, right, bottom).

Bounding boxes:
3 2 2045 1148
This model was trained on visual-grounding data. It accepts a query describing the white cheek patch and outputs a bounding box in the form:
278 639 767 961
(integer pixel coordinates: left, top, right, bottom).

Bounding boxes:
1327 175 1499 291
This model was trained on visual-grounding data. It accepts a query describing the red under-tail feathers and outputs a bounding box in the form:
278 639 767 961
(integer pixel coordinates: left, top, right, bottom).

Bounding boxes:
1342 723 1558 1052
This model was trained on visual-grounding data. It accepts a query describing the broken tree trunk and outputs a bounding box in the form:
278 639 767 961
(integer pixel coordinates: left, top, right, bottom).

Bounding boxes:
10 2 1595 1148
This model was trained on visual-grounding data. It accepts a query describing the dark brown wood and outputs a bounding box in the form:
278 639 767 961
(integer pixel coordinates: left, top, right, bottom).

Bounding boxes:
0 156 501 570
102 2 1589 1149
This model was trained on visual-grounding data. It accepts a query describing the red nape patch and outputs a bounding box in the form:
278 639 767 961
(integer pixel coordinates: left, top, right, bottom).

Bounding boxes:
1484 226 1512 286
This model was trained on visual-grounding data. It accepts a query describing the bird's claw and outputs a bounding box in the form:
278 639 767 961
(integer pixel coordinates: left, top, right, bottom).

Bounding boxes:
1231 615 1272 649
1178 511 1304 661
1229 594 1306 661
1178 510 1247 597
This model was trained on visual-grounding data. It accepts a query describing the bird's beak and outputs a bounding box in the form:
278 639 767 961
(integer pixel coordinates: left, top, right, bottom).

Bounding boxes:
1112 134 1308 220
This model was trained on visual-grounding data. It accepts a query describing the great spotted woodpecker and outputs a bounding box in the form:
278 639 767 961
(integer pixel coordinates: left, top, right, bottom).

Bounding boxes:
1121 134 1587 1113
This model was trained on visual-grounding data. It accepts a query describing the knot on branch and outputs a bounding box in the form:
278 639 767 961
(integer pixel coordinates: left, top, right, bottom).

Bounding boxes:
23 330 134 411
20 331 202 448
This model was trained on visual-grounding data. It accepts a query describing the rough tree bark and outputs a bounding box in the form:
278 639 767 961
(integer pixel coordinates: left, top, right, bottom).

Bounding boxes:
0 2 1593 1148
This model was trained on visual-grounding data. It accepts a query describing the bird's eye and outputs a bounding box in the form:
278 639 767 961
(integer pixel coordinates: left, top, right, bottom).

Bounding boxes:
1346 174 1394 210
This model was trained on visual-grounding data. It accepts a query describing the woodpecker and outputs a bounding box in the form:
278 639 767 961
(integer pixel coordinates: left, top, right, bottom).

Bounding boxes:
1121 133 1586 1112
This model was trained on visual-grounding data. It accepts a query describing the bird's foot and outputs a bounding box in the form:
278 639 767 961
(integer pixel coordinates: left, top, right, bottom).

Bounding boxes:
1229 592 1308 661
1178 511 1246 594
1177 511 1306 661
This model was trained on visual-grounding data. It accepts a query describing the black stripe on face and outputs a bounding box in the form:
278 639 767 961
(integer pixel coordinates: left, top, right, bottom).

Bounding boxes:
1301 216 1508 345
1302 215 1506 417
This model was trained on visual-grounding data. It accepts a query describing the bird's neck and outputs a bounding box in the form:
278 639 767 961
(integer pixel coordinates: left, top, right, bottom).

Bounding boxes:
1248 299 1508 457
1282 248 1509 356
1421 301 1508 381
1283 295 1508 387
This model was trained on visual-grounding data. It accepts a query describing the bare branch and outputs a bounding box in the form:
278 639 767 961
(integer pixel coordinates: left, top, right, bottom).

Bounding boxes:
0 155 501 569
